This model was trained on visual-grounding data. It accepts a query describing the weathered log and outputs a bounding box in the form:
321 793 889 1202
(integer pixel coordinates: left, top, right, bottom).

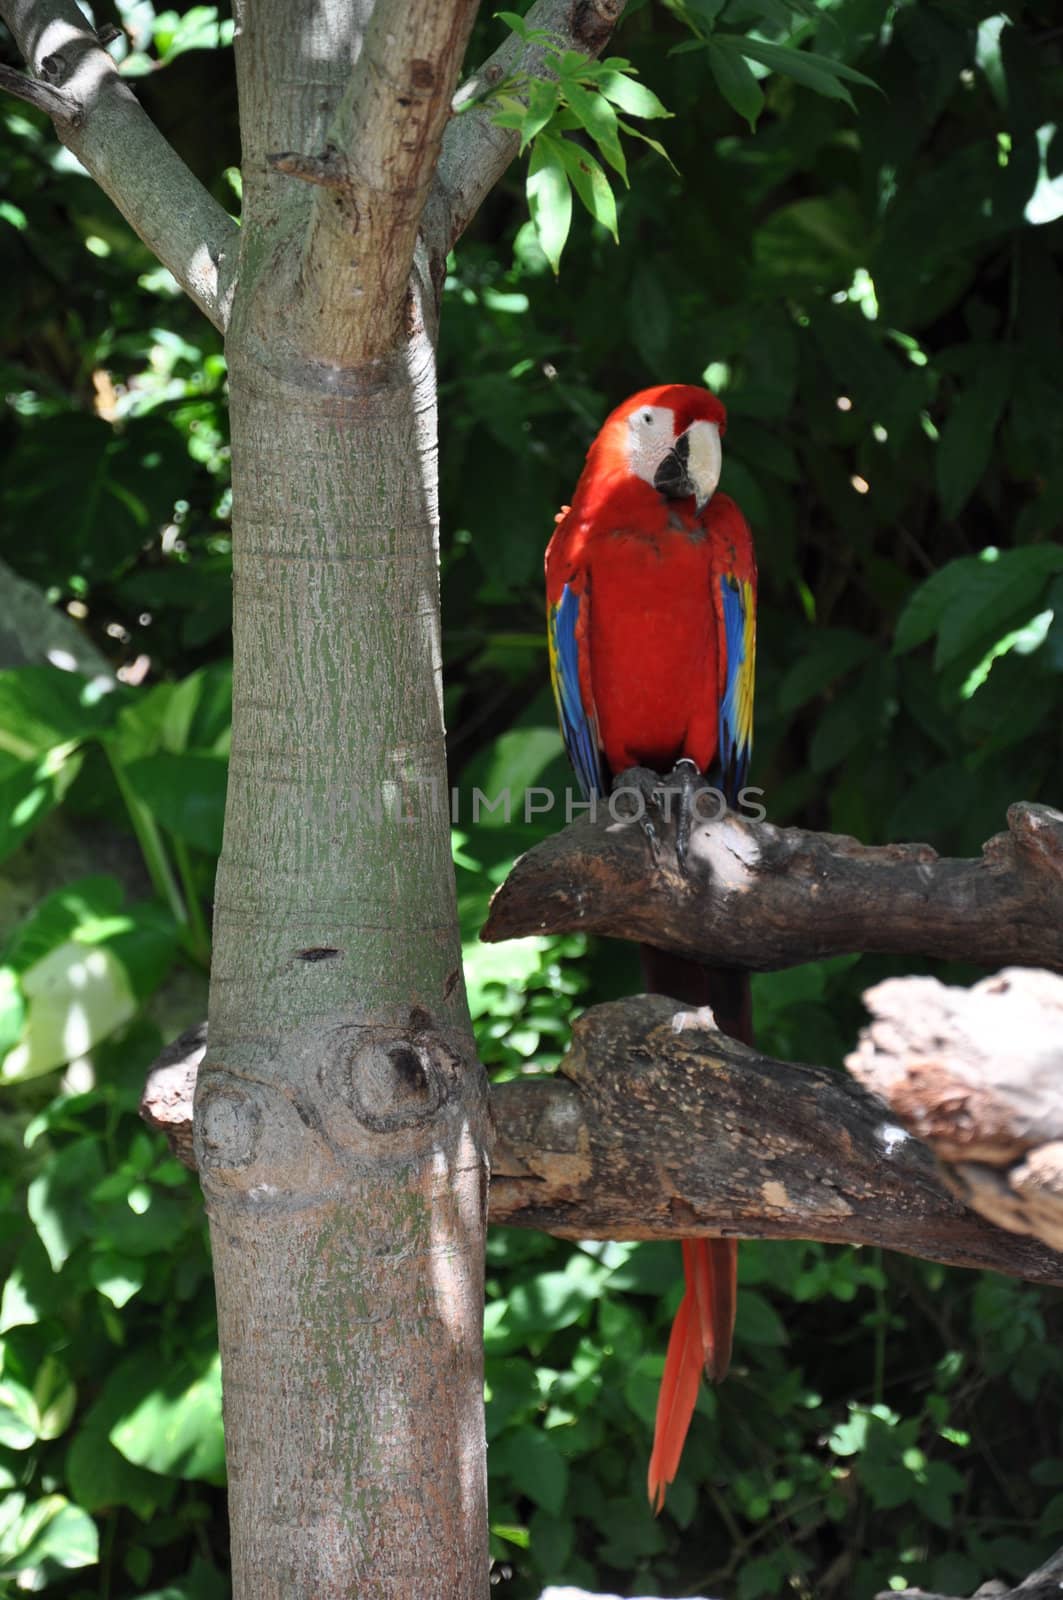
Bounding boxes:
142 998 1063 1286
848 967 1063 1253
480 801 1063 975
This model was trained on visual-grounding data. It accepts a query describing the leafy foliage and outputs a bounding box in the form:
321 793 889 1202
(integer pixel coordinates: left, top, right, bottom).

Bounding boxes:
1 0 1062 1595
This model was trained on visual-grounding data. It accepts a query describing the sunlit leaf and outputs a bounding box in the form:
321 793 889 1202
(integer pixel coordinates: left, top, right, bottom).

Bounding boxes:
553 139 619 242
526 135 572 274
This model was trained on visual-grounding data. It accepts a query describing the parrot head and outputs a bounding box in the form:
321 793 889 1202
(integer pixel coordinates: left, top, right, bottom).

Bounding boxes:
590 384 728 514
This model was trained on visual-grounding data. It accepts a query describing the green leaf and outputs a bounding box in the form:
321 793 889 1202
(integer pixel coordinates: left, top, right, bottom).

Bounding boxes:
89 1250 147 1308
809 659 895 774
3 412 191 587
494 9 550 44
0 755 74 865
160 664 233 755
26 1138 105 1271
108 1350 226 1483
615 118 678 173
735 1288 788 1347
66 1393 173 1522
135 1558 230 1600
503 1264 603 1336
724 36 867 108
2 939 137 1082
0 666 115 761
0 1239 66 1332
596 70 671 120
934 547 1063 669
0 969 25 1059
0 1382 37 1451
553 138 618 242
894 556 985 654
95 1185 190 1259
561 82 627 183
526 136 572 275
101 899 180 1004
895 547 1063 666
31 1357 76 1440
707 40 765 129
0 1495 98 1579
518 79 560 152
122 751 228 854
489 1427 569 1516
936 352 1013 518
2 876 124 973
685 0 727 26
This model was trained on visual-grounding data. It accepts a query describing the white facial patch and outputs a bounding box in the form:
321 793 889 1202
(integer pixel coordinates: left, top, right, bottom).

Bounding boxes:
626 404 676 488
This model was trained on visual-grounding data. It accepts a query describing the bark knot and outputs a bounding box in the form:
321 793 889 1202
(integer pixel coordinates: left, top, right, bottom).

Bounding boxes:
340 1021 458 1134
197 1087 261 1171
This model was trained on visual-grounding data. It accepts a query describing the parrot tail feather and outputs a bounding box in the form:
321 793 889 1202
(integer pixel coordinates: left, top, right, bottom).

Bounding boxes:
647 1238 738 1514
640 945 750 1511
646 1284 701 1515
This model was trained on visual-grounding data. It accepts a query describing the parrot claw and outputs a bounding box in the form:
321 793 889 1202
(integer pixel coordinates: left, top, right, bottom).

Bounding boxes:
657 758 709 875
612 766 664 862
614 761 715 872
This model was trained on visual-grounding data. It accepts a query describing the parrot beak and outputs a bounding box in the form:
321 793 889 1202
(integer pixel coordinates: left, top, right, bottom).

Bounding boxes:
652 422 722 513
685 420 722 514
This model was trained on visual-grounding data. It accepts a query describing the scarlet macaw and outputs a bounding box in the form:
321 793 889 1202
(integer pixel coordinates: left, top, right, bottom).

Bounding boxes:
545 384 757 1512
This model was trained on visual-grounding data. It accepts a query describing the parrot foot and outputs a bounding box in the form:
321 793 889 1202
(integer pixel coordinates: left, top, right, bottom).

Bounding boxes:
656 758 714 873
611 767 664 861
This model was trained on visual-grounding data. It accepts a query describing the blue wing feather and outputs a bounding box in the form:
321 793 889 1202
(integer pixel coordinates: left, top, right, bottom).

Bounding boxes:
549 582 606 800
718 575 756 803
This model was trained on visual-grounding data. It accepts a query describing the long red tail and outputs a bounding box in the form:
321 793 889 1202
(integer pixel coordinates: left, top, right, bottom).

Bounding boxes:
640 947 750 1513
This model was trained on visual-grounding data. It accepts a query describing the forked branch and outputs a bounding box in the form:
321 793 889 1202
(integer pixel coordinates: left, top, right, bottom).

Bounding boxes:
288 0 481 360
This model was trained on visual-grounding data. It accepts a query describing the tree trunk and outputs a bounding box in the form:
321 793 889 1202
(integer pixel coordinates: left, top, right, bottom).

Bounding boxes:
193 5 489 1595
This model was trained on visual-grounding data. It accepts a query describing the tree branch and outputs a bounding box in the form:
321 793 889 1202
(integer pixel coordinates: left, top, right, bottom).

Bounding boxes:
0 58 78 118
425 0 625 258
140 998 1063 1287
481 801 1063 975
0 0 238 330
848 967 1063 1253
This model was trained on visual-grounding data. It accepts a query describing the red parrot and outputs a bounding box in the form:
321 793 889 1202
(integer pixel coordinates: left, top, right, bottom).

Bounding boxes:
545 384 757 1512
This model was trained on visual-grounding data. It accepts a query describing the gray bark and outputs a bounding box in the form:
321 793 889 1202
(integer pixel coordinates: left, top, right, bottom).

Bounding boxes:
199 0 490 1593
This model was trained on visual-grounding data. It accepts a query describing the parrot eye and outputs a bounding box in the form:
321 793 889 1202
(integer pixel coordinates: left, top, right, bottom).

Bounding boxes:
642 410 655 426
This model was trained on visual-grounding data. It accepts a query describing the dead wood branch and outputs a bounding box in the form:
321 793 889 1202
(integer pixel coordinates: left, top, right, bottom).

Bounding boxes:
481 802 1063 975
142 1000 1063 1287
848 967 1063 1253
